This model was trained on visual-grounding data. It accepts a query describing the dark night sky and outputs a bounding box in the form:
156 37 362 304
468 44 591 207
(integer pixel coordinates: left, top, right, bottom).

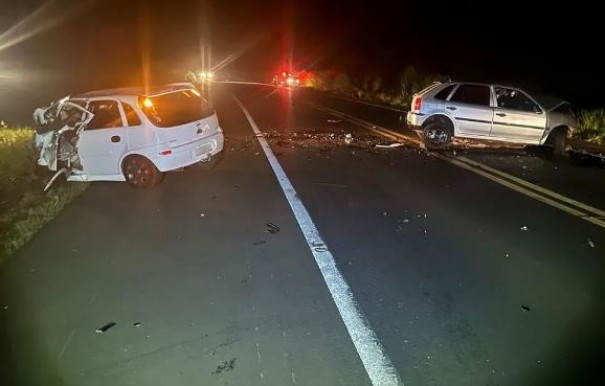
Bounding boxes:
1 0 603 123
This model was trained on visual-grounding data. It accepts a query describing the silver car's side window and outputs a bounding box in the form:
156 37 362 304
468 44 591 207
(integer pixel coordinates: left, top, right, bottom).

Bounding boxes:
449 85 491 107
495 87 541 113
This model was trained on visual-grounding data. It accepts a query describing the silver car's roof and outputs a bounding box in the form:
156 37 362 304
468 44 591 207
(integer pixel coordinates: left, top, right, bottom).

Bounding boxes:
443 81 569 110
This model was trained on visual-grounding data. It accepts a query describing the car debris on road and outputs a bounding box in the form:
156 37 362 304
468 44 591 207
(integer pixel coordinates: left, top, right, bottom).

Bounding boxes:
266 222 280 234
375 143 405 149
344 133 353 144
95 322 116 334
587 237 595 248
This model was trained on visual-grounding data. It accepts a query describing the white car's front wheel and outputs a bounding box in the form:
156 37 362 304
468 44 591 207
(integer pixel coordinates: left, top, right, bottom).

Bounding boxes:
122 155 163 189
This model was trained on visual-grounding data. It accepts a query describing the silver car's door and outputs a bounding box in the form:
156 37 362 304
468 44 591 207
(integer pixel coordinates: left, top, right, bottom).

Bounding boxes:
491 86 546 143
446 84 493 137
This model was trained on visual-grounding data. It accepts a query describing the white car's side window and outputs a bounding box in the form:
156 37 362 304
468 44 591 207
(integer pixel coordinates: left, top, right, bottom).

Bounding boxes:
121 102 142 126
86 100 124 130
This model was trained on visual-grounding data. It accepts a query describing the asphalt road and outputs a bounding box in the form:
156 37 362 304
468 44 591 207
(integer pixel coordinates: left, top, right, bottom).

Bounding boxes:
1 84 604 386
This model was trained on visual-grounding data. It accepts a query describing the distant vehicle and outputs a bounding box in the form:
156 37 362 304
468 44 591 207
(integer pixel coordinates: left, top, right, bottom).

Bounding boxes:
272 71 300 87
33 83 224 189
406 82 577 154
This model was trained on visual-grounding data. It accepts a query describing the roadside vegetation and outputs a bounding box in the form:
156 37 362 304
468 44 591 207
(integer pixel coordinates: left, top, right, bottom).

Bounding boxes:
0 127 88 264
304 66 448 109
305 67 605 146
576 110 605 144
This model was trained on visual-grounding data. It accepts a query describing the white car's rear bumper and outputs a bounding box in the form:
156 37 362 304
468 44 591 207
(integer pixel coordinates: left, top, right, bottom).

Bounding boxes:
151 129 224 172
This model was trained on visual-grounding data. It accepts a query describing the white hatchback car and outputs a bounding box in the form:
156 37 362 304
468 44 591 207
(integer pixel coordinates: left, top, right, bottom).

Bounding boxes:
33 83 224 189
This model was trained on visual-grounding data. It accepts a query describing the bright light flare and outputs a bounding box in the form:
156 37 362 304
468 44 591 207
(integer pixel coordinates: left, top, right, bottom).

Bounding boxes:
0 0 94 53
198 70 214 80
142 98 154 108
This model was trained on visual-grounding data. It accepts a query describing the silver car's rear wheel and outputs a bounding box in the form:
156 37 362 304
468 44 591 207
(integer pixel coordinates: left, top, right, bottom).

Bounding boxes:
122 155 163 188
423 121 452 149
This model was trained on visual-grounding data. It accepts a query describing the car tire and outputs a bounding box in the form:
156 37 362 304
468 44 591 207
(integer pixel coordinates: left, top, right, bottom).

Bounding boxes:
122 155 163 188
549 129 567 157
423 121 453 149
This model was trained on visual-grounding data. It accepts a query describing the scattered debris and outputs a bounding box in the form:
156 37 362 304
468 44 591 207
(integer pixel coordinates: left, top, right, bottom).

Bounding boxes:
375 143 405 149
134 322 142 327
266 222 280 234
344 133 353 145
521 305 531 312
95 322 116 334
200 213 205 218
505 253 510 258
253 240 267 246
327 119 342 124
587 237 595 248
520 226 529 231
403 218 409 223
212 358 237 375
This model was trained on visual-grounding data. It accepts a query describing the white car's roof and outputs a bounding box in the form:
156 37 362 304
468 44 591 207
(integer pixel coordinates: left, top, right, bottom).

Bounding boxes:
73 83 197 99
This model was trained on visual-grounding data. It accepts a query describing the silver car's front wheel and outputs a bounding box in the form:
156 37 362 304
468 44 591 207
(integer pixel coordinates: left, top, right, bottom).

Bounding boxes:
423 122 452 149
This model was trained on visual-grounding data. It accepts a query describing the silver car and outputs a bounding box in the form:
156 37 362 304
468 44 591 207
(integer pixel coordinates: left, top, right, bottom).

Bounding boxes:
406 82 577 153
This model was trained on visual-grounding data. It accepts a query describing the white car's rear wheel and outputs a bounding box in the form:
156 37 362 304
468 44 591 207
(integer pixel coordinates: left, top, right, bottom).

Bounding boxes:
123 155 163 188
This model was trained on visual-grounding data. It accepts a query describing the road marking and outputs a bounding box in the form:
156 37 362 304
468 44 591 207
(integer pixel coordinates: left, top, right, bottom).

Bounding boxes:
311 103 605 229
455 156 605 218
234 96 403 386
309 102 416 143
58 329 76 359
435 154 605 229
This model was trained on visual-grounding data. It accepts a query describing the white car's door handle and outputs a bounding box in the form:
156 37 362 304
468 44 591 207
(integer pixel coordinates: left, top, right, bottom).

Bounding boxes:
446 106 457 111
496 113 506 117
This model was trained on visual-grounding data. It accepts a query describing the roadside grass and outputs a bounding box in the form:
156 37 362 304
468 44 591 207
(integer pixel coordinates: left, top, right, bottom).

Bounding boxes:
576 109 605 145
305 66 447 109
0 127 88 264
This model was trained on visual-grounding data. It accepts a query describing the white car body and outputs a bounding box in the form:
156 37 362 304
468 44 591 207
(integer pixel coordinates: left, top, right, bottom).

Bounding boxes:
34 84 224 186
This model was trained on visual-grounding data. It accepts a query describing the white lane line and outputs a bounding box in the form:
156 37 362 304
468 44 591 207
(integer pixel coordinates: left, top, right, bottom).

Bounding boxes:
234 96 403 386
58 329 76 359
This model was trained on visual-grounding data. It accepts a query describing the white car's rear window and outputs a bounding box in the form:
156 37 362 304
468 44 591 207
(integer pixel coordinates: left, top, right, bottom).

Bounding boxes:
141 90 214 128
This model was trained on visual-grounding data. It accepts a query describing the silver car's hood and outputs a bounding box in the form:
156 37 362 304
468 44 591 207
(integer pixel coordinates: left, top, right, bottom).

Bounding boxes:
533 94 568 112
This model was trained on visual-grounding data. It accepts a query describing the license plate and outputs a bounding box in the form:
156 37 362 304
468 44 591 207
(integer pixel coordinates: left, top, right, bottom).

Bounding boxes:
195 144 212 157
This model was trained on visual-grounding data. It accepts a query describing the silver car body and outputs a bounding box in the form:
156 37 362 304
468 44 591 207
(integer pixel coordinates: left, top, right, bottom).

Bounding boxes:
406 82 577 145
